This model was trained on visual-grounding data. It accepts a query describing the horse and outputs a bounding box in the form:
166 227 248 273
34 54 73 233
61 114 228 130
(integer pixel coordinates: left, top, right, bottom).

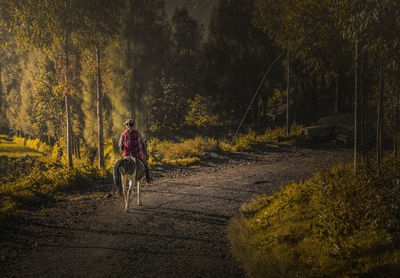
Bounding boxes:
113 156 146 212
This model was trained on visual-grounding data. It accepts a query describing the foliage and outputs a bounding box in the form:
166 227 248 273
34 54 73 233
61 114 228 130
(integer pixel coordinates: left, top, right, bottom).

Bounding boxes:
205 0 282 124
228 157 400 278
150 82 189 130
0 160 102 218
0 135 104 218
148 136 218 166
185 94 218 127
233 124 304 151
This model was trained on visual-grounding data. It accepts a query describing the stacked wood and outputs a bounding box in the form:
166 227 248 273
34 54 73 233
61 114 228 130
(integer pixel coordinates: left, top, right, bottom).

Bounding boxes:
302 125 334 140
334 124 354 144
302 113 376 145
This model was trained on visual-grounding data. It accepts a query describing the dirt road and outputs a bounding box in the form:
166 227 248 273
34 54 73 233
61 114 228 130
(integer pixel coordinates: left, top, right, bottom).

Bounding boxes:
1 148 351 278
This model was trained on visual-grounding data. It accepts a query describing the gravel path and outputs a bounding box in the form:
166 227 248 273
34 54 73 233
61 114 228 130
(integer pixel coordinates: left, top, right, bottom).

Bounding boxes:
1 148 351 278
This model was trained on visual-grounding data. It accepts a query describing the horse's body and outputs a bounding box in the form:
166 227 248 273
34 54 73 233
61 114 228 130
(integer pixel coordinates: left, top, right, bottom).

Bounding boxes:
113 156 146 212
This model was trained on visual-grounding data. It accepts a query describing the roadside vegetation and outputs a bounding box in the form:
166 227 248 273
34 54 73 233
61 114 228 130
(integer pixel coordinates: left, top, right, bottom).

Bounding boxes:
228 157 400 278
0 135 105 218
0 128 306 218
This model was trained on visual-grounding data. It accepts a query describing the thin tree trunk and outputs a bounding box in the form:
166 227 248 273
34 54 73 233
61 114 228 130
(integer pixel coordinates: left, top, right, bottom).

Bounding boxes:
96 46 105 168
76 139 81 159
0 63 3 118
286 49 290 137
377 54 383 165
363 61 369 160
354 39 359 169
64 32 73 168
395 64 399 158
360 60 365 160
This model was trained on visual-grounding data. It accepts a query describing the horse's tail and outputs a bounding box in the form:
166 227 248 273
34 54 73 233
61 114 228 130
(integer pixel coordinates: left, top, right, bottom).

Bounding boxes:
113 159 124 196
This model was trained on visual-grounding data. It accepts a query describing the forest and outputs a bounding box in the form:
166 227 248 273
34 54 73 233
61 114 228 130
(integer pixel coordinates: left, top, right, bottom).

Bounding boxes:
0 0 398 167
1 0 400 277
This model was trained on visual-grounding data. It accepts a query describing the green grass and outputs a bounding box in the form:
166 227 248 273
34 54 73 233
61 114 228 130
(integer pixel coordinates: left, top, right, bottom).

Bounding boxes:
148 136 219 166
0 126 306 219
228 157 400 278
0 135 44 158
0 135 105 219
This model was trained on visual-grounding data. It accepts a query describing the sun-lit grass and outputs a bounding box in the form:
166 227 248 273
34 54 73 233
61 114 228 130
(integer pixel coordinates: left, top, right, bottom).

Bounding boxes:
0 135 44 158
232 124 305 152
228 157 400 278
0 135 105 219
148 136 219 166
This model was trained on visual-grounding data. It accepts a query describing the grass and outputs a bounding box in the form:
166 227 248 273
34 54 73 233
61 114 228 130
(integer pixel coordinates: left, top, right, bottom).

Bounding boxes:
228 157 400 278
148 136 220 166
0 135 105 219
232 123 305 152
0 135 43 157
0 126 305 218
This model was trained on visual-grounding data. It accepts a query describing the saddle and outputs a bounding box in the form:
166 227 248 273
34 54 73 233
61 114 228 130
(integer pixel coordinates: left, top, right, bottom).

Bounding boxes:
122 156 145 175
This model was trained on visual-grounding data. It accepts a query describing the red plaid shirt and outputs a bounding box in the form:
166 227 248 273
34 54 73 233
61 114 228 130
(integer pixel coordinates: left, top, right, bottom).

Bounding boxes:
120 129 144 159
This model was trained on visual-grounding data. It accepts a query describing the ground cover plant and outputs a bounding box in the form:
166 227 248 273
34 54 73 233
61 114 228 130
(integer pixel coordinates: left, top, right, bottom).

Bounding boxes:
232 124 305 152
0 135 104 218
0 126 306 218
228 157 400 278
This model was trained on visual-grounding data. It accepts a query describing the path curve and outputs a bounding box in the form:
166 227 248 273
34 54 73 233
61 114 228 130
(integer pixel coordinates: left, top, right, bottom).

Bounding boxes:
2 148 351 278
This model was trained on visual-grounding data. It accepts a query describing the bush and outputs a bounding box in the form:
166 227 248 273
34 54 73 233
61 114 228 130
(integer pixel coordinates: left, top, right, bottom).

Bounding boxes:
233 125 304 151
147 136 219 165
185 94 218 127
228 157 400 278
0 157 103 218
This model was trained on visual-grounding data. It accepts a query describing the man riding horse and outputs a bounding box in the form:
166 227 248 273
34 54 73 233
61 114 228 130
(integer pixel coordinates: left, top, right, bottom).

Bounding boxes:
118 119 151 183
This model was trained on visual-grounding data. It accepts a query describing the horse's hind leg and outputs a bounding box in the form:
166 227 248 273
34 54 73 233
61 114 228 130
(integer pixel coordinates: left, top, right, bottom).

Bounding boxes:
127 179 134 212
137 181 141 206
122 176 129 212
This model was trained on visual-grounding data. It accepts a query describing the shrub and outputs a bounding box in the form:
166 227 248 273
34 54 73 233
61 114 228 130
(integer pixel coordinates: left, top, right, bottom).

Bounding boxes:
233 125 304 151
148 136 218 165
185 94 218 127
228 157 400 278
0 157 103 219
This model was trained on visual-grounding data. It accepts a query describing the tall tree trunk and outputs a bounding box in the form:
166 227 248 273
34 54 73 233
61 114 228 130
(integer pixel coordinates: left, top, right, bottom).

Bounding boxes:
133 9 138 129
286 49 290 137
64 32 73 168
354 39 359 169
0 63 3 118
394 64 399 158
76 139 81 159
377 54 383 165
96 47 105 168
363 61 369 160
360 60 365 160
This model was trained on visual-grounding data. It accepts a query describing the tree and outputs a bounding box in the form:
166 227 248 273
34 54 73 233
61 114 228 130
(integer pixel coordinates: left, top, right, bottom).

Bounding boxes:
0 25 26 135
75 0 123 168
206 0 281 125
107 0 169 133
0 0 91 168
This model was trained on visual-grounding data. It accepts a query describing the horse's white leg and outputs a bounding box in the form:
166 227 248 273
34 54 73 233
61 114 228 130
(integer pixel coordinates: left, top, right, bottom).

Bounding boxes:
137 181 141 206
126 178 133 212
122 175 128 212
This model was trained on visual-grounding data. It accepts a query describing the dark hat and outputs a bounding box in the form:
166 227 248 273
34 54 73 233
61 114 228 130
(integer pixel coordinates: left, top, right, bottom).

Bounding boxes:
124 119 135 125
